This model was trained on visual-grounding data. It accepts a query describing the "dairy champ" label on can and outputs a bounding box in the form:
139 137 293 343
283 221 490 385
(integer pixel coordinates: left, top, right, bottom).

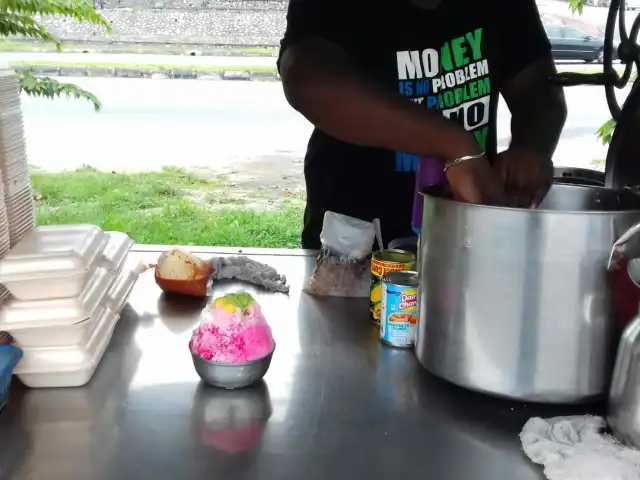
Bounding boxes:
380 271 419 348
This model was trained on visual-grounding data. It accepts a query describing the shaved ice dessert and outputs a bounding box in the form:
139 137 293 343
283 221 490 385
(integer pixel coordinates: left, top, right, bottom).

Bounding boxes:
189 292 274 363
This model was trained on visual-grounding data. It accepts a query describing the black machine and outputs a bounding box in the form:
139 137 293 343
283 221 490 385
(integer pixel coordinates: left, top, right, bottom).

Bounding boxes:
552 0 640 190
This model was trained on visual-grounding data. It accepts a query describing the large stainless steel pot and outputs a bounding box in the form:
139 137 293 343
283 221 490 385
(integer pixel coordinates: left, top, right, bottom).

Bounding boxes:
416 184 640 404
607 259 640 448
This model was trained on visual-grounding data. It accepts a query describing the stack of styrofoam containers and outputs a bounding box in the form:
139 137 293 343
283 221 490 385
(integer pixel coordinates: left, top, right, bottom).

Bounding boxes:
0 174 8 304
0 225 140 388
0 62 35 351
0 63 35 248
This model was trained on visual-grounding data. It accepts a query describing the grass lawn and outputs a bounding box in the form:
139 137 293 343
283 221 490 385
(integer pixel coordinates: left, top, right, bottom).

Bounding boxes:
30 167 304 248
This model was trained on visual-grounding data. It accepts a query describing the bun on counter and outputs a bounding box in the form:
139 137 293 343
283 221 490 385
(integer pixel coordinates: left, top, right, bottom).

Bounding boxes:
153 248 213 297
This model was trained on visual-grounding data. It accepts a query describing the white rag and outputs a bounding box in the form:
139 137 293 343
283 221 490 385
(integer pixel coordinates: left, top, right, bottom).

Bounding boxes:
520 416 640 480
209 256 290 294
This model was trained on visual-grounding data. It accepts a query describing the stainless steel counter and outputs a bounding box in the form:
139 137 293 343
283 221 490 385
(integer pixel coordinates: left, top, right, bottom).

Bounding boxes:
0 247 603 480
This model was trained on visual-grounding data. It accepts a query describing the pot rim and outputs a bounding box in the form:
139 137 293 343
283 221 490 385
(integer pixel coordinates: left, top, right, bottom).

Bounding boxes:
421 183 640 216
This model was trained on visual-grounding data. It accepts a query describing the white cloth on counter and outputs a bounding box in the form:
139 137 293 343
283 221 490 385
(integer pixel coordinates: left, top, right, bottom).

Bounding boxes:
520 416 640 480
209 256 290 294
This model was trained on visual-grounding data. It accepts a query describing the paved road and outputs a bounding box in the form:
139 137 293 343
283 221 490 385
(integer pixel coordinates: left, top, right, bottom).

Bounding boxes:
21 78 311 181
0 52 619 70
0 53 278 67
19 77 626 177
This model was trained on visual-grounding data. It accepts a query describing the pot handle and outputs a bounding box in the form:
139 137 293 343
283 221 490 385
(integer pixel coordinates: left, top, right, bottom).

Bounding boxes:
609 319 640 401
608 222 640 270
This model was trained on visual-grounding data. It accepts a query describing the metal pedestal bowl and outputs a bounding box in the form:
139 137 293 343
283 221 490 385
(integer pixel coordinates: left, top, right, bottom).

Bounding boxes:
191 345 275 390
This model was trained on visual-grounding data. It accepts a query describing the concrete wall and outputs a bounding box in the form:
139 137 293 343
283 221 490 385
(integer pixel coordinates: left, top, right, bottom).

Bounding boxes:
96 0 286 8
37 1 288 46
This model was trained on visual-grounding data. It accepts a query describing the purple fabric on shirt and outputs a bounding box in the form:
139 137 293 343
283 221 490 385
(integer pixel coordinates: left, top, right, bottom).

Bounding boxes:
412 157 445 234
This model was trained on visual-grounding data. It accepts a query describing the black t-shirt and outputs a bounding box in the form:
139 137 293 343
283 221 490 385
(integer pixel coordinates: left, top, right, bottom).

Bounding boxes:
278 0 551 249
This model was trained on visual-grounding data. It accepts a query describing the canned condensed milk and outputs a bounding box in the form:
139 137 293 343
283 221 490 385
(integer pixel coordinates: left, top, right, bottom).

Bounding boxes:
380 271 419 348
370 250 415 323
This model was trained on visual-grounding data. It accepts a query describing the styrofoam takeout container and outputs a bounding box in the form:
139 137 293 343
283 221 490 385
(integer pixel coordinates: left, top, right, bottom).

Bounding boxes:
99 231 134 273
0 267 114 331
106 267 139 314
0 225 108 300
14 306 119 388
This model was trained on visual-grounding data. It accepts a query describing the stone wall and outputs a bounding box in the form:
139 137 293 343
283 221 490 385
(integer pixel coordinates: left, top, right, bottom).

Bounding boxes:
97 0 286 9
37 2 289 46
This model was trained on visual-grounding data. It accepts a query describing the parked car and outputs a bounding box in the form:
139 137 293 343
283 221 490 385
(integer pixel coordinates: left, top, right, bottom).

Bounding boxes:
544 25 605 63
627 0 640 9
585 0 611 6
540 12 604 38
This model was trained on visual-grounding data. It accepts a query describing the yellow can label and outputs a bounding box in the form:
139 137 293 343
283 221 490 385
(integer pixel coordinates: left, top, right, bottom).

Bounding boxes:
370 250 415 322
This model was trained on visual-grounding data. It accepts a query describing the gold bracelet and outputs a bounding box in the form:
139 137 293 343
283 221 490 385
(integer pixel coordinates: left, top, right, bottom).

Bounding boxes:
443 152 485 173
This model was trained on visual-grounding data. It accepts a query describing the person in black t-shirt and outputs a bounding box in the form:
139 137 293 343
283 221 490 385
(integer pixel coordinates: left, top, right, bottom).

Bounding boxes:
278 0 567 249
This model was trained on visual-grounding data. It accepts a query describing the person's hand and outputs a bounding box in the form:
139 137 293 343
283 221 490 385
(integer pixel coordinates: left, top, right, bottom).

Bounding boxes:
493 148 553 208
444 154 507 206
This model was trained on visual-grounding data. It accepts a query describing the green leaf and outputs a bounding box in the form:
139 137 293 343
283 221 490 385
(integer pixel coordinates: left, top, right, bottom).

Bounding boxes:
0 12 58 43
569 0 584 14
0 0 110 31
17 71 102 111
597 117 616 146
0 0 110 111
222 292 255 312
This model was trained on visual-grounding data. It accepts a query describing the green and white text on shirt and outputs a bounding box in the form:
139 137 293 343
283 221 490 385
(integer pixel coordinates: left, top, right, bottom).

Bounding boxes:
394 27 491 172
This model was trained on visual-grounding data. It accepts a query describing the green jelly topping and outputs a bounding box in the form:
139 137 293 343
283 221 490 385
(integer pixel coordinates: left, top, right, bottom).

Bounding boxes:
222 292 255 312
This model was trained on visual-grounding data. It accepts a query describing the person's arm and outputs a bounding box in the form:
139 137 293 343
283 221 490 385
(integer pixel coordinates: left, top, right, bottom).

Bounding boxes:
280 39 479 162
278 0 480 163
502 58 567 157
494 0 567 157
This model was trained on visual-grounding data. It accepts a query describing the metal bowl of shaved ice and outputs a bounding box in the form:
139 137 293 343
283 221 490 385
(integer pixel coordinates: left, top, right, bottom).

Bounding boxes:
191 344 275 390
